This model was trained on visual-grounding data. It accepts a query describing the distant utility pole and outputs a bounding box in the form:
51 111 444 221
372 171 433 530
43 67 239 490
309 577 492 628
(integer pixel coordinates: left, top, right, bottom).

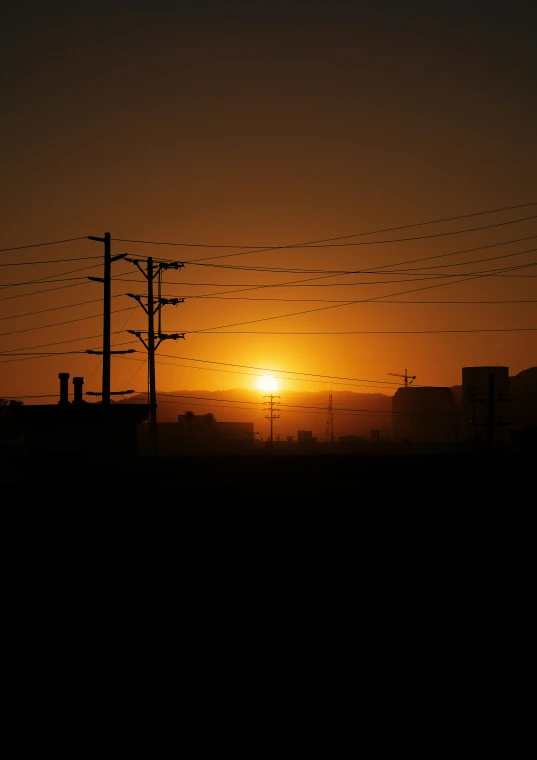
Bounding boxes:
126 256 185 456
264 394 280 451
388 368 416 387
326 392 334 442
472 373 511 447
88 232 132 405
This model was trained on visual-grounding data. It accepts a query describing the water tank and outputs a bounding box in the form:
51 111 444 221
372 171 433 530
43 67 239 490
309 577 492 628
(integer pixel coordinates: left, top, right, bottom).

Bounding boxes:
392 386 458 442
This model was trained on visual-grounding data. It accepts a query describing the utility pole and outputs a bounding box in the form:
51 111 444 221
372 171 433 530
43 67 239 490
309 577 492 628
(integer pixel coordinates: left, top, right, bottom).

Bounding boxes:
471 372 511 447
88 232 129 405
126 256 185 456
327 392 334 442
147 257 157 454
103 232 111 406
264 394 280 452
487 373 495 446
388 369 416 387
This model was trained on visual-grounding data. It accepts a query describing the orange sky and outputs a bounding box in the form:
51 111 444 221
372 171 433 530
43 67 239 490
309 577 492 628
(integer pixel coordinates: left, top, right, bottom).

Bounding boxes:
1 1 536 403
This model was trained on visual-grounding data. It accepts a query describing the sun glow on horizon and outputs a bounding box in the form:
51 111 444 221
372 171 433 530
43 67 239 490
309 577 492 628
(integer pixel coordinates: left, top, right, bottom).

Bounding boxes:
257 375 278 392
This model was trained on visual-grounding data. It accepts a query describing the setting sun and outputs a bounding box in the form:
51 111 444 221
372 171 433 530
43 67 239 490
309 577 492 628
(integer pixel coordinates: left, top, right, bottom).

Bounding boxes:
257 375 278 392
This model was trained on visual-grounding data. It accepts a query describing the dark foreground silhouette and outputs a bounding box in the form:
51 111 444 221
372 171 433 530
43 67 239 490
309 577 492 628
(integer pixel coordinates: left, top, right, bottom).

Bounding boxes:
1 448 533 503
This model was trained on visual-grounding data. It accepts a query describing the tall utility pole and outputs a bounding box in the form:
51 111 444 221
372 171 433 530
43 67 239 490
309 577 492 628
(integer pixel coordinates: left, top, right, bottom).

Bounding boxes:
147 256 157 448
264 394 280 451
126 256 185 456
327 392 334 442
103 232 111 406
88 232 129 404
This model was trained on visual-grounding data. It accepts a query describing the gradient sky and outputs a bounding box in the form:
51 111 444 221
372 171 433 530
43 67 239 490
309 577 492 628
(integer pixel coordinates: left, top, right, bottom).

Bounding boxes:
1 0 536 402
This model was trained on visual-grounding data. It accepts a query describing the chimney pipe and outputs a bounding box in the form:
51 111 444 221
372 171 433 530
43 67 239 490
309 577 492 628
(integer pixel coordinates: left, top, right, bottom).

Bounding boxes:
73 376 85 404
58 373 70 405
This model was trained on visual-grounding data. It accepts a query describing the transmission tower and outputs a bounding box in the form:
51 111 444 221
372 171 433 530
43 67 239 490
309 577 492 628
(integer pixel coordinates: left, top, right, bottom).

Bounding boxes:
264 394 280 451
326 392 334 442
125 256 185 456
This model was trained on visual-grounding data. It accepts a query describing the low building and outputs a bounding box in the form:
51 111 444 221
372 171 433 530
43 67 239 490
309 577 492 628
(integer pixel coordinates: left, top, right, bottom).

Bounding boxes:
14 373 149 458
138 413 255 454
297 430 317 444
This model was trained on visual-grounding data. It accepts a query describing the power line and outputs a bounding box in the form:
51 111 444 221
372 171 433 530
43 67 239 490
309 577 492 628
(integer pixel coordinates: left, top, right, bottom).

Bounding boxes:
115 353 482 393
127 391 463 417
117 354 402 391
183 296 537 304
0 236 86 253
0 306 135 338
185 260 537 333
0 262 102 290
112 201 537 253
0 281 93 302
185 214 537 263
135 397 426 418
121 358 147 392
187 328 537 335
0 349 87 356
0 394 62 399
0 255 101 267
162 248 537 303
0 343 138 365
301 216 537 248
0 295 126 322
3 332 134 353
156 353 402 386
188 236 537 275
0 352 90 365
187 235 537 277
187 244 537 300
116 266 537 291
1 276 93 288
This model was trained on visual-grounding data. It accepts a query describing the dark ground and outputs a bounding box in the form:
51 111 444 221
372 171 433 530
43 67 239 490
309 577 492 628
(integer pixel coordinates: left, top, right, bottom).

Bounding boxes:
2 450 534 503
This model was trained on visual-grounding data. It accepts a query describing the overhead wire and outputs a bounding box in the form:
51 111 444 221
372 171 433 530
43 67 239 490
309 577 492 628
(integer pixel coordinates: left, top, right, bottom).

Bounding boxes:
187 235 537 274
189 327 537 335
176 260 537 334
0 236 87 253
0 306 135 338
131 391 463 417
0 280 95 302
0 255 101 267
180 212 537 262
181 296 537 304
116 353 402 391
2 332 136 354
111 201 537 258
0 262 102 290
185 244 537 300
155 353 404 386
0 294 127 322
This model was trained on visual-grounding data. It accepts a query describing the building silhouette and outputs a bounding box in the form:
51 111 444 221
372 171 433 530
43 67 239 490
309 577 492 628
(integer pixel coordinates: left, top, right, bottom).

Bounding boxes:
137 413 255 455
392 386 459 444
14 373 149 458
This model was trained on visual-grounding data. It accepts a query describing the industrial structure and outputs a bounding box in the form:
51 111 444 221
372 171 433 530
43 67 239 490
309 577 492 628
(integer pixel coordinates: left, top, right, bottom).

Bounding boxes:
14 372 149 458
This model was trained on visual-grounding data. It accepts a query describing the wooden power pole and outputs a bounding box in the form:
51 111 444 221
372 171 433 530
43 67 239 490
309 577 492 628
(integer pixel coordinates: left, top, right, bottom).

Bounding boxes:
126 256 185 456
